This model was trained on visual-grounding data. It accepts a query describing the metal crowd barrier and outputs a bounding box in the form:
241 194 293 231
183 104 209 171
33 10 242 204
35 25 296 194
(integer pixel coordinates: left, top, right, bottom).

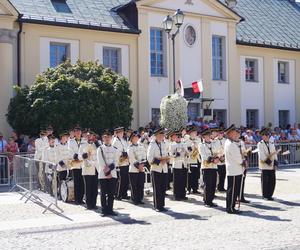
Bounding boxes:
10 155 63 214
245 142 300 168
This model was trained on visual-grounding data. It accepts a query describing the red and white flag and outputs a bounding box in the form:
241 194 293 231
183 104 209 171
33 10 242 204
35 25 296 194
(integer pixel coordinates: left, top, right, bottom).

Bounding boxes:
192 80 204 94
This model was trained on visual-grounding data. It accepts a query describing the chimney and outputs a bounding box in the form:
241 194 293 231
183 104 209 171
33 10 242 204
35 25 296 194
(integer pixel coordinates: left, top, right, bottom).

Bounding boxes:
226 0 237 8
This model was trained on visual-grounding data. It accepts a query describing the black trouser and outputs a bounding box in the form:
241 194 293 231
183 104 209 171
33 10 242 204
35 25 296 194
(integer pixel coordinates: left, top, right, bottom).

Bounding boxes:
187 163 200 192
240 169 247 200
166 165 173 190
99 178 117 214
261 170 276 199
0 157 8 184
217 164 226 191
116 165 129 199
58 170 68 182
173 168 188 199
84 174 98 209
226 175 242 212
151 171 167 210
72 169 84 203
203 169 217 205
129 172 145 203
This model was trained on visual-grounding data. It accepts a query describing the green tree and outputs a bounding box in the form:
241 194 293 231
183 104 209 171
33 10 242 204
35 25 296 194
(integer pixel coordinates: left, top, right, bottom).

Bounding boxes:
7 60 133 136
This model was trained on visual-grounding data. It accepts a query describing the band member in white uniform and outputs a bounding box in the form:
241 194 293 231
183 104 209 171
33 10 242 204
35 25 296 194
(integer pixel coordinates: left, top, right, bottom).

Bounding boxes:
185 126 201 194
112 127 130 200
258 128 278 201
34 130 49 190
128 131 146 205
68 126 86 204
42 135 58 196
170 131 189 201
199 129 219 207
79 131 98 209
224 125 245 214
56 132 71 182
97 130 119 216
213 129 227 192
147 128 169 212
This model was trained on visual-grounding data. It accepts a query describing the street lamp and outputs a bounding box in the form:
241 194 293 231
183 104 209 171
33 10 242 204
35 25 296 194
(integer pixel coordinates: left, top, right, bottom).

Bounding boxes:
163 9 185 93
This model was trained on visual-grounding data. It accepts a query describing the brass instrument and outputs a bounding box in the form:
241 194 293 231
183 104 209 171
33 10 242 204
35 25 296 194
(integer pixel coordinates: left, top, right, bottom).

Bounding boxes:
68 159 83 169
259 149 281 169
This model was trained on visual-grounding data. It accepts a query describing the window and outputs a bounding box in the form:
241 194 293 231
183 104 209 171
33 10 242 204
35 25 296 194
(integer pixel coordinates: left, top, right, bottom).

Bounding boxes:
279 110 290 128
245 59 258 82
50 42 70 68
213 109 227 127
151 108 161 127
212 36 226 80
150 28 166 76
188 103 200 120
51 0 72 13
103 47 121 74
278 61 289 83
246 109 259 128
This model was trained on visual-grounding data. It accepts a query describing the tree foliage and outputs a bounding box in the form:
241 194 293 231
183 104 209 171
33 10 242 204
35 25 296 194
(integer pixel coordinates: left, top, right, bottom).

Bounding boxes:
7 60 133 136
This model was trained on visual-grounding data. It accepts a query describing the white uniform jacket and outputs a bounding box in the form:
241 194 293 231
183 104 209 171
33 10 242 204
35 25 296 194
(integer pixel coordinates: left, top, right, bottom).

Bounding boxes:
97 144 118 179
128 144 147 173
184 136 201 165
258 140 278 170
224 139 244 176
42 146 58 173
199 142 218 169
34 136 49 160
147 140 169 173
112 136 129 166
56 143 71 172
213 138 226 166
170 142 188 169
79 142 98 176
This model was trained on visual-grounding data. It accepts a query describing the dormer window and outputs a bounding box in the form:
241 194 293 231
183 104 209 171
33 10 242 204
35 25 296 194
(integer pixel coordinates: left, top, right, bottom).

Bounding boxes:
51 0 72 13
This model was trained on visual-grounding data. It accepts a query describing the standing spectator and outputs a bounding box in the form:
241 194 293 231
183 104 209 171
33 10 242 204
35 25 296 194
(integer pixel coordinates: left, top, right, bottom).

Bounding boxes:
288 128 300 141
253 130 262 143
0 132 8 183
5 137 19 177
278 131 288 142
244 130 256 144
296 123 300 138
27 138 36 154
11 131 23 148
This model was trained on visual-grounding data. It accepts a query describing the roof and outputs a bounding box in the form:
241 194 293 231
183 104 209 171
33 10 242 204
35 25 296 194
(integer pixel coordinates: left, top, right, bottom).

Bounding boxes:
9 0 140 34
235 0 300 51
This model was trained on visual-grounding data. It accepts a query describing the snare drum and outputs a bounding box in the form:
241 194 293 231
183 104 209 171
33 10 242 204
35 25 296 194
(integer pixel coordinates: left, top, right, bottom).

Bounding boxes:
60 179 75 202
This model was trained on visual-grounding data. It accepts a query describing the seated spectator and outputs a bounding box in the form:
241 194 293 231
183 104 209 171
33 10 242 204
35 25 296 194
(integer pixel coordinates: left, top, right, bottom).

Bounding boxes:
278 132 288 142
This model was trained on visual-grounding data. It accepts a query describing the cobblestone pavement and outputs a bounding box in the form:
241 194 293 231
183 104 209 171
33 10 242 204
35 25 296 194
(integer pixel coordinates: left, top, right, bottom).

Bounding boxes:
1 168 300 250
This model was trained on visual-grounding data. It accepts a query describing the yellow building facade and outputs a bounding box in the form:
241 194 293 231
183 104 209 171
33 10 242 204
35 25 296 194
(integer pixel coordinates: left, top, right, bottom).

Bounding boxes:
0 0 299 136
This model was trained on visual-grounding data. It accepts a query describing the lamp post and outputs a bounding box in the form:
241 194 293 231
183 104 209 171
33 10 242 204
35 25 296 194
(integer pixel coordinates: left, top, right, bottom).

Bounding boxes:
163 9 185 93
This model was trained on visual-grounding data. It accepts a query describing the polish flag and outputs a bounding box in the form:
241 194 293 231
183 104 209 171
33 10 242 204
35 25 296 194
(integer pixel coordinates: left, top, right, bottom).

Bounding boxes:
192 80 204 94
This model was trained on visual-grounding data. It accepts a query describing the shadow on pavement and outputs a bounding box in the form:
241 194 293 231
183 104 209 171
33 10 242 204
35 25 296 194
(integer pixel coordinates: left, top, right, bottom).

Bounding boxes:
108 212 151 225
164 209 208 221
239 210 291 221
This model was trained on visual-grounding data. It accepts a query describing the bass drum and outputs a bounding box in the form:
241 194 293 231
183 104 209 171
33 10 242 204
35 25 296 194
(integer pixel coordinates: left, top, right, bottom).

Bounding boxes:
60 180 75 203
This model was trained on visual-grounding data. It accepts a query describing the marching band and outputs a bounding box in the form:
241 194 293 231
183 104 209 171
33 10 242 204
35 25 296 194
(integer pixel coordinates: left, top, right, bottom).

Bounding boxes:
34 124 281 216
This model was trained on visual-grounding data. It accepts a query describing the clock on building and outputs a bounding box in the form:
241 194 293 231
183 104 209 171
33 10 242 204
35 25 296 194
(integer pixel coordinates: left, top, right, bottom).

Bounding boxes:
184 25 196 46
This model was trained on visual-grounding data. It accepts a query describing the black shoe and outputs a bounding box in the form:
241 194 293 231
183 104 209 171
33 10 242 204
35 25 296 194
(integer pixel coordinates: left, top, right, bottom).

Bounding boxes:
133 201 139 205
174 197 181 201
139 201 145 205
182 197 188 200
240 199 250 203
165 193 169 197
227 208 241 214
115 197 122 201
267 197 274 201
210 203 218 207
161 207 168 212
108 211 118 216
218 188 226 192
123 196 130 200
193 190 200 194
